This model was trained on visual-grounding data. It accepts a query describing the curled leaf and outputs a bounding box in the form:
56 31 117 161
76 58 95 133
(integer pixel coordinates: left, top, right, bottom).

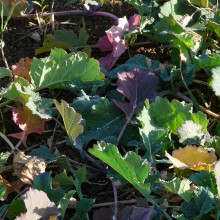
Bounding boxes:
166 146 217 172
98 14 141 70
13 151 46 185
11 57 32 83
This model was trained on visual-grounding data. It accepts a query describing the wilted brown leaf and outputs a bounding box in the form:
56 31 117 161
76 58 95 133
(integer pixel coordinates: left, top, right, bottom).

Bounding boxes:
166 145 217 172
13 151 46 185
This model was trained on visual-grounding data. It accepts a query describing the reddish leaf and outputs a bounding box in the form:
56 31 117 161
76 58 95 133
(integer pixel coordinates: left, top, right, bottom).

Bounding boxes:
11 57 32 83
8 100 46 147
98 14 141 70
113 68 159 142
113 68 159 119
16 188 59 219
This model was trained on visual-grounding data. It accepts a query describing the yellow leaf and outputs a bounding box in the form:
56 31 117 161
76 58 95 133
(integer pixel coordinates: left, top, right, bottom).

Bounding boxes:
166 146 217 172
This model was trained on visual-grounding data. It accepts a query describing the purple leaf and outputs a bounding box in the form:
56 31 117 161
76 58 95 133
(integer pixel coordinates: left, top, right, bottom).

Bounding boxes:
93 207 114 220
113 68 159 119
98 14 141 70
113 68 159 142
130 207 157 220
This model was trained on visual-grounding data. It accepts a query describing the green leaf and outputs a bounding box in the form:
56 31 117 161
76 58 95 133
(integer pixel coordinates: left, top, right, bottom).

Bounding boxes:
58 190 75 219
30 145 58 163
108 54 168 79
6 200 26 220
124 0 152 15
206 11 220 37
181 187 218 219
0 152 9 167
0 82 52 119
57 155 72 172
73 165 87 199
0 185 7 201
172 211 186 220
53 170 75 191
30 48 104 90
89 142 151 198
211 66 220 97
0 204 8 217
73 96 126 146
0 82 31 103
25 95 52 119
208 136 220 157
53 99 84 144
154 15 184 42
190 170 216 189
162 178 192 202
137 105 167 161
149 97 208 135
73 198 93 220
33 172 65 203
0 68 12 79
159 0 191 20
188 0 211 8
193 49 220 72
35 29 89 54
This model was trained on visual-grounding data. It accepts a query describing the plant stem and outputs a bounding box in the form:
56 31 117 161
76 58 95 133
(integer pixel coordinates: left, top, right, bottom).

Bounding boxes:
0 38 9 69
193 79 209 86
85 152 107 175
176 91 220 118
110 178 118 219
0 131 15 150
0 99 13 108
18 10 119 24
117 109 135 143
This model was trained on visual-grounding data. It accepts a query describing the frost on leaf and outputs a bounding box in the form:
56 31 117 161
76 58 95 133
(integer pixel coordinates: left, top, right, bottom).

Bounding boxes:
16 188 59 220
98 14 141 70
8 99 47 147
177 120 204 145
166 146 217 172
11 57 32 83
113 68 159 119
13 151 46 185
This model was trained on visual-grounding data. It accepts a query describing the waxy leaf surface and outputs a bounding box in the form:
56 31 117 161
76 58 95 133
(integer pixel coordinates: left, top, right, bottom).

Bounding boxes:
162 178 192 202
30 48 104 90
149 97 208 135
89 142 151 198
0 68 12 79
181 187 218 219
